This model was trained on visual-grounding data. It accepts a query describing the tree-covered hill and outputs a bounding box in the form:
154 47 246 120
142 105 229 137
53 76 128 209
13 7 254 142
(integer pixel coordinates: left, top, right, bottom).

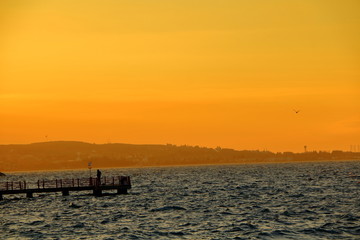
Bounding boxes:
0 141 359 171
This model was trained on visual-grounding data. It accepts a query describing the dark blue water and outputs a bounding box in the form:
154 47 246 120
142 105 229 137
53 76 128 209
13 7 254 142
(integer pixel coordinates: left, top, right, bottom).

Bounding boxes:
1 161 360 239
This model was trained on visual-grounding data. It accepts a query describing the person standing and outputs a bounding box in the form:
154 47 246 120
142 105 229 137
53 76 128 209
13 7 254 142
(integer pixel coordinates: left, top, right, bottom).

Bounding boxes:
97 169 102 185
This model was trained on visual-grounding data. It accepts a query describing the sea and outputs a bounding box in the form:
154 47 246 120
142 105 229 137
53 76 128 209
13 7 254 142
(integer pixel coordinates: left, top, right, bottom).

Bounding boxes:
1 161 359 240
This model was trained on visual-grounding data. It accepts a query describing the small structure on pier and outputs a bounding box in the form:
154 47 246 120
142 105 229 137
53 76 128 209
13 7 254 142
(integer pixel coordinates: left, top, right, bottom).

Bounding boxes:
0 176 131 200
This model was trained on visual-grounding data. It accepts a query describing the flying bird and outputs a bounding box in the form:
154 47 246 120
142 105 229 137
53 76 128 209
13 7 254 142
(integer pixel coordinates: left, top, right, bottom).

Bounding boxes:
293 109 300 114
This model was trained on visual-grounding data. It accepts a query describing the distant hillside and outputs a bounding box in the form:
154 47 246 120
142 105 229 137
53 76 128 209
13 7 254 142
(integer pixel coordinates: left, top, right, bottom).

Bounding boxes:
0 141 359 171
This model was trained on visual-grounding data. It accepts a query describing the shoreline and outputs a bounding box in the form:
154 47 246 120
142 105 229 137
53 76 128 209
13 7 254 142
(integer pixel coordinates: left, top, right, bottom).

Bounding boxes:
1 158 359 174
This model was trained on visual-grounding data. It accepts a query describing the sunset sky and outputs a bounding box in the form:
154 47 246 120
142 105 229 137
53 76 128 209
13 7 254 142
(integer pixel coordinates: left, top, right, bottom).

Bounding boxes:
1 0 359 152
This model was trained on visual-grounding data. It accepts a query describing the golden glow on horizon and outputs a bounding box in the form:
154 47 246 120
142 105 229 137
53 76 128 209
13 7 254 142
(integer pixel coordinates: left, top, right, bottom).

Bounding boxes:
1 0 359 152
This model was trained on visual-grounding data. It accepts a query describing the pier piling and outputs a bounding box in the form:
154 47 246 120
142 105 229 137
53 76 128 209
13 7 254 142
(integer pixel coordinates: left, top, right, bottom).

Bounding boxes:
62 190 69 196
93 189 102 196
117 188 127 194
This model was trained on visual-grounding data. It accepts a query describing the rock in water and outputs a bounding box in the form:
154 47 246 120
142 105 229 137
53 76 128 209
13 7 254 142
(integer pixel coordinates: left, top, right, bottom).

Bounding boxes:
0 172 5 177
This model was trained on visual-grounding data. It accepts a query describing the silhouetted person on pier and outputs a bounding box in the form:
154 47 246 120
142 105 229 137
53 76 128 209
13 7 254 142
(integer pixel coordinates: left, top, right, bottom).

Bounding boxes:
97 169 102 186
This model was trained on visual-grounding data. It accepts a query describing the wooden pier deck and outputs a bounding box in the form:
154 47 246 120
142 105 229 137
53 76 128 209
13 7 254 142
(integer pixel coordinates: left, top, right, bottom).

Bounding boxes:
0 176 131 200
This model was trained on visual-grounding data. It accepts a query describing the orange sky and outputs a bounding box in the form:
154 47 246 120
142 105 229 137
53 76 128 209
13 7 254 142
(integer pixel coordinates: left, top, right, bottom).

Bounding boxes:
1 0 359 152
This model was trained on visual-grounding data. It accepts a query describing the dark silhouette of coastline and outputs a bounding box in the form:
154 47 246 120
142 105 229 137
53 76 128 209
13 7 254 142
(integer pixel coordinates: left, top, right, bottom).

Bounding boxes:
0 141 359 171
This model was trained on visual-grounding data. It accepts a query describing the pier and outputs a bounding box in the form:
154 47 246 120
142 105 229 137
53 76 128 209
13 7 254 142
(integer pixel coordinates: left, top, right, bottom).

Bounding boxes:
0 176 131 200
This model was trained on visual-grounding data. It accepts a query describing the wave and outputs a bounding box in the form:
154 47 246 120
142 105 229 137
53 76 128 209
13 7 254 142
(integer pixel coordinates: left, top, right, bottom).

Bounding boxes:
150 206 186 212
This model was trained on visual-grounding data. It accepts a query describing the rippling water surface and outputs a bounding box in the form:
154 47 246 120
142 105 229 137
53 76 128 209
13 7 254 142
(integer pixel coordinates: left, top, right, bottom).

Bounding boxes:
1 161 360 239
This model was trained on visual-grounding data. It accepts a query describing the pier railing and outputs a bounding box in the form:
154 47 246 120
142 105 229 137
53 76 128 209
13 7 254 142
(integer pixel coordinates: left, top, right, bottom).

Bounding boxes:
0 176 131 191
0 181 27 191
